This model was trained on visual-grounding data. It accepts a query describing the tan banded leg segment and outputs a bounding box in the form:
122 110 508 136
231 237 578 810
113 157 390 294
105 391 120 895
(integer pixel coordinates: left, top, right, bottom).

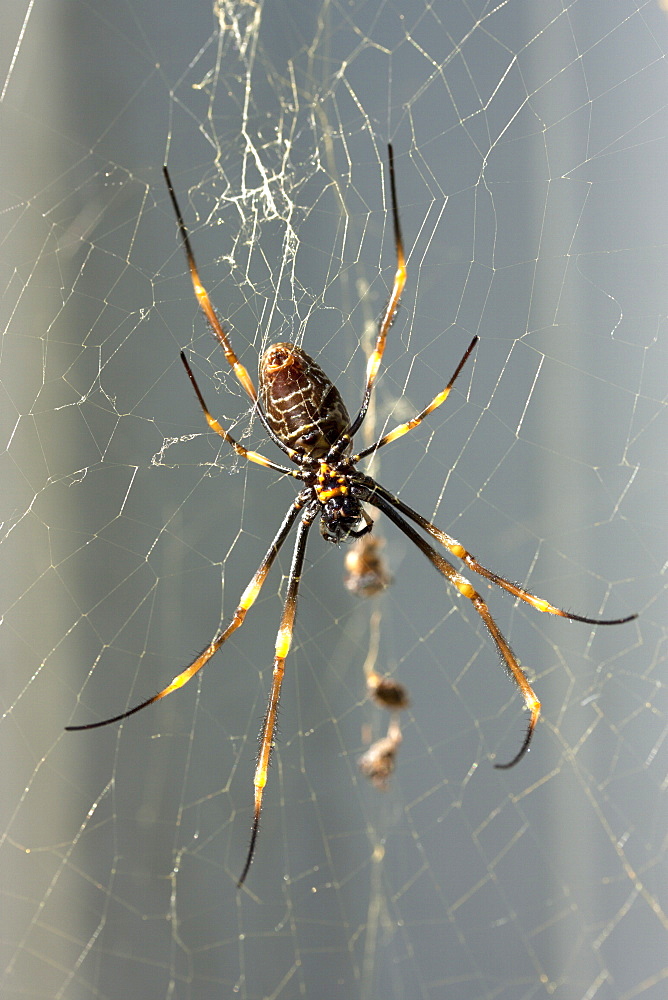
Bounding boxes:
180 352 297 476
238 509 315 886
370 482 637 628
66 500 304 732
346 145 407 443
353 335 478 463
372 492 541 769
163 166 257 403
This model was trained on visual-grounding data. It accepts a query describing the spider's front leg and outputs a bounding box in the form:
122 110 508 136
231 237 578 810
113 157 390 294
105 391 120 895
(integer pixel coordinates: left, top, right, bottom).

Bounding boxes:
346 144 407 443
163 166 258 404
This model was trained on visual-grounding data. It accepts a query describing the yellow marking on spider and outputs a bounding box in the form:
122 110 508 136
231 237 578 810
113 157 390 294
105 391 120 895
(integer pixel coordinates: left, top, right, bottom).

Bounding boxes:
203 416 291 472
255 769 267 791
318 485 347 502
275 625 293 659
366 252 406 388
380 423 413 446
240 579 263 609
429 387 450 408
233 363 255 390
241 448 286 471
163 676 188 696
381 387 453 447
317 462 337 481
162 651 212 697
191 282 255 395
316 465 348 502
366 348 383 384
531 597 558 614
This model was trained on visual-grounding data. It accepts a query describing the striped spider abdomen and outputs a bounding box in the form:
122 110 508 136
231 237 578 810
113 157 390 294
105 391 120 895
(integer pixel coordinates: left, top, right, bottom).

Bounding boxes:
259 342 351 460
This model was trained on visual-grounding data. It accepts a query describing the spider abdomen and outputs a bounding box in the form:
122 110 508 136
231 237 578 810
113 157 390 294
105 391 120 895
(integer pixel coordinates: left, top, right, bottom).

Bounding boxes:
259 342 350 459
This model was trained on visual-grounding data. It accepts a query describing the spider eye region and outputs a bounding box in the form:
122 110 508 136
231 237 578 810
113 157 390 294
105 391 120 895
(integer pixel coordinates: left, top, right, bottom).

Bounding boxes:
259 342 350 459
319 492 370 543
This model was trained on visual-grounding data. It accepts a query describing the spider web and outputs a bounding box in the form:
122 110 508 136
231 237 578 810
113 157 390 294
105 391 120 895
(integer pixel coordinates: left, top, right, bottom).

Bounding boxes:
1 1 665 997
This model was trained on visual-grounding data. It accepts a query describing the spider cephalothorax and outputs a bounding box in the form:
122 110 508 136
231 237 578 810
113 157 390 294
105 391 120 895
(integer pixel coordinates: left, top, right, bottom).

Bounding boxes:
67 146 637 887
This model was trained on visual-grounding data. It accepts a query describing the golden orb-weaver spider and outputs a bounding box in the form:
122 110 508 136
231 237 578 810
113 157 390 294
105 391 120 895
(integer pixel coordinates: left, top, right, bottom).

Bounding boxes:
66 146 637 886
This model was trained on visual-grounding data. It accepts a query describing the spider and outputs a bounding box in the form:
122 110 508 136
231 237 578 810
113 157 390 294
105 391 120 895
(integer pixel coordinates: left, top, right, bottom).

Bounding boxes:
66 145 637 886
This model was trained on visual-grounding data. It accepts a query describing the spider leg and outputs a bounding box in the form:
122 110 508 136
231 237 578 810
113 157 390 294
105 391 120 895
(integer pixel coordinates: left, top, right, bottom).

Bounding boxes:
65 498 305 732
239 506 316 887
367 490 540 768
180 352 299 477
366 481 637 627
353 335 478 463
346 145 407 443
163 166 258 404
